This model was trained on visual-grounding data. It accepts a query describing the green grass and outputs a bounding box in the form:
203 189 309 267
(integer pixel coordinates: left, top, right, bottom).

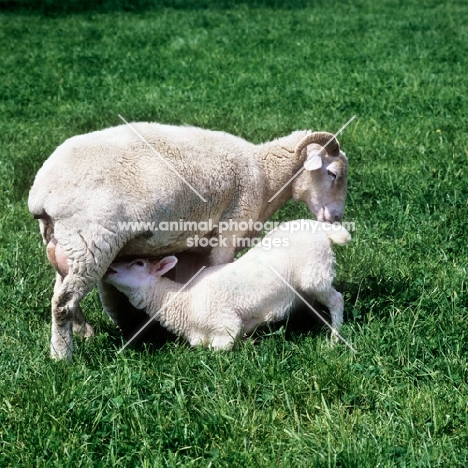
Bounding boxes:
1 0 467 466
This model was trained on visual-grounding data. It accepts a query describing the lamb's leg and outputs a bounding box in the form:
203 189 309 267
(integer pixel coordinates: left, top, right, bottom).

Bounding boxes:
313 288 344 342
209 334 236 351
53 273 94 339
208 315 242 351
188 331 236 350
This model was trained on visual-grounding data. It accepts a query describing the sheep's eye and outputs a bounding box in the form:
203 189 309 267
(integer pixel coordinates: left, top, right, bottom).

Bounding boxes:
327 169 337 180
134 260 145 267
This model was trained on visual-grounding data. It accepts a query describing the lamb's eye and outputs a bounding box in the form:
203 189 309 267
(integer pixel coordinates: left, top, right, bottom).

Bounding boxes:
327 169 337 180
134 260 145 267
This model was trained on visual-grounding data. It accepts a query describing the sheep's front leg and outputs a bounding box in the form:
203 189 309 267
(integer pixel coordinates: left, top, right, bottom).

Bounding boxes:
98 279 175 345
209 227 258 266
208 236 237 266
50 273 95 360
98 279 146 335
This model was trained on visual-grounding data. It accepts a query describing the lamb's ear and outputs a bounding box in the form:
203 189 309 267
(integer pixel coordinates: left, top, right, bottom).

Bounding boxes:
150 256 178 277
303 145 324 171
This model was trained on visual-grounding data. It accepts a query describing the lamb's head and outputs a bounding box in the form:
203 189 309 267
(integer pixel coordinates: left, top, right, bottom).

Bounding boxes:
291 132 348 222
104 256 178 298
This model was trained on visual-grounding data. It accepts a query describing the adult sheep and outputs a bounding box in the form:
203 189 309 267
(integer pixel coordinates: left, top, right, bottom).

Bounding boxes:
28 122 348 360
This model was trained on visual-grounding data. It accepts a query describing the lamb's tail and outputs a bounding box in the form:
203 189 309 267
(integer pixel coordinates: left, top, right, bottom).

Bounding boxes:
326 225 351 245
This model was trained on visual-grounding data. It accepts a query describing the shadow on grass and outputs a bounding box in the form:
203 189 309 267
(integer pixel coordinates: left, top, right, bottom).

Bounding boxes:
0 0 317 15
103 308 178 351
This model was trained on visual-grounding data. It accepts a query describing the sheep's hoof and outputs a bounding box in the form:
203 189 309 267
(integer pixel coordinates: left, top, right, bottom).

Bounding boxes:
50 344 73 361
73 321 95 339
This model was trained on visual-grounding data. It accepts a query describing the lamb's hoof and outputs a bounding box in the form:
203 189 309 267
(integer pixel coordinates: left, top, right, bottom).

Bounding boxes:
73 322 95 339
330 329 340 347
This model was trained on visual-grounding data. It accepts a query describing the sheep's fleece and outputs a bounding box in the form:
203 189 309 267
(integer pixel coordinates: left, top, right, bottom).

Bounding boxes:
28 122 348 359
104 220 351 350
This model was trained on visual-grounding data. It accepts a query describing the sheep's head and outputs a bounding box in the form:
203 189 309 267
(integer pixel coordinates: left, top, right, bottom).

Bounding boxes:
292 132 348 223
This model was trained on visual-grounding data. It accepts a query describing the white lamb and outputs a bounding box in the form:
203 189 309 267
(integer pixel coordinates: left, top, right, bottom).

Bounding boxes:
28 122 348 359
104 220 351 350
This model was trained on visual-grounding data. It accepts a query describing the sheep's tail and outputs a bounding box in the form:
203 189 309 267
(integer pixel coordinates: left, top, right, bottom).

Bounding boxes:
326 226 351 245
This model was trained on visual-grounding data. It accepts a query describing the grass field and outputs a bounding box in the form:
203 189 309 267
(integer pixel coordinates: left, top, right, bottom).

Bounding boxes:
1 0 467 466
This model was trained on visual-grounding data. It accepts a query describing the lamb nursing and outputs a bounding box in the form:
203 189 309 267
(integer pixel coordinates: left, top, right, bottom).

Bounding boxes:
104 221 351 350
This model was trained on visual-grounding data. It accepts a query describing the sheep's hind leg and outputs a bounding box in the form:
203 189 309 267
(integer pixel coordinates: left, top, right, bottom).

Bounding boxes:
73 305 94 339
53 273 94 339
50 273 95 360
50 227 126 359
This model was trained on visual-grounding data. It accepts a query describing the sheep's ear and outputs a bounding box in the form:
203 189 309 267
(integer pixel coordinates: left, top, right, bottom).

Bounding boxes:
151 256 178 277
303 153 322 171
